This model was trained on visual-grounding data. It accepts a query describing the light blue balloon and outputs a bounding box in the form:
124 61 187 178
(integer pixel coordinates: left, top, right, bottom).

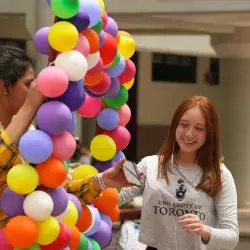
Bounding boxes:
67 112 77 134
106 55 126 78
100 212 112 229
19 130 53 163
87 239 93 250
97 108 119 130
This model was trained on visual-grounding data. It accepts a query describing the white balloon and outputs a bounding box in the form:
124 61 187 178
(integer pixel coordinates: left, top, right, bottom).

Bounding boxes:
55 202 70 222
55 50 88 81
23 191 54 221
86 51 100 70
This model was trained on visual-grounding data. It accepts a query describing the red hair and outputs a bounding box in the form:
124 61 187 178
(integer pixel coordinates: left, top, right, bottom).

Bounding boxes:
158 96 223 197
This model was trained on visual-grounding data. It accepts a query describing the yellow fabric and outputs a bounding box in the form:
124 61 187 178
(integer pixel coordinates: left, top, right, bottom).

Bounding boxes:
0 124 100 229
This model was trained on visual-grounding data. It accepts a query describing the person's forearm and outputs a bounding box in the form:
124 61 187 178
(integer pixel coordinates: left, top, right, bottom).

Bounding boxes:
5 105 37 144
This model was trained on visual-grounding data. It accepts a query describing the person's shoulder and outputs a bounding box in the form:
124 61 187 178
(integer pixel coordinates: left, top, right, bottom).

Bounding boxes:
141 154 158 163
220 163 234 181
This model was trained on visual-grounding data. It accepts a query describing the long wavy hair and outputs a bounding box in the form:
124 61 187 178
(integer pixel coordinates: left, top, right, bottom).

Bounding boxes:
157 96 224 197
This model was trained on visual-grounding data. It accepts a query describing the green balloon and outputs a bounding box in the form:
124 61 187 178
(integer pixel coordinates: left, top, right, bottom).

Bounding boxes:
110 51 121 68
90 239 101 250
117 187 122 193
64 160 70 173
15 243 40 250
51 0 80 19
102 85 128 109
77 234 89 250
92 19 103 34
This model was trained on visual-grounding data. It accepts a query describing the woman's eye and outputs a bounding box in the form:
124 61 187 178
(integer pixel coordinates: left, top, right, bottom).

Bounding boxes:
180 124 187 127
196 127 204 131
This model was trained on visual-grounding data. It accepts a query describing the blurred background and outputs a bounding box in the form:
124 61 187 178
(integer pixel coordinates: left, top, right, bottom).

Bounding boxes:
1 0 250 249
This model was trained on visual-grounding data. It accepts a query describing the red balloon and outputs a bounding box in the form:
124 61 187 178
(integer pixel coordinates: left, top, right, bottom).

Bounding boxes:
87 72 111 95
119 59 136 84
87 57 104 75
40 224 68 249
99 32 118 66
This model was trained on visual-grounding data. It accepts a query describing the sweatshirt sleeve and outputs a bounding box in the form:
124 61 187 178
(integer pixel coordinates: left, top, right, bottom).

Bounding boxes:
119 158 146 206
203 165 239 250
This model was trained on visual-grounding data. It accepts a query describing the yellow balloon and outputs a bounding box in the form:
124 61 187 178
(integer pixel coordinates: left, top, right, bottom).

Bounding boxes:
7 164 39 194
123 78 135 90
73 165 99 180
62 201 78 228
36 216 60 245
90 135 116 161
118 36 136 60
98 0 105 13
48 21 79 52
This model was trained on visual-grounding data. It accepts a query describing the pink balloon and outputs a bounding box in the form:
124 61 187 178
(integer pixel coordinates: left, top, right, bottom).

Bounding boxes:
87 57 104 75
102 11 108 28
0 229 13 250
51 131 76 161
74 34 90 57
77 94 102 118
87 72 111 95
116 104 131 126
104 126 131 151
118 59 136 84
37 66 69 98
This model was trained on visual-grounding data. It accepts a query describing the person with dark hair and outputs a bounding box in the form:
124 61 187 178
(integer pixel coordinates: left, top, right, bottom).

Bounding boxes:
0 46 99 229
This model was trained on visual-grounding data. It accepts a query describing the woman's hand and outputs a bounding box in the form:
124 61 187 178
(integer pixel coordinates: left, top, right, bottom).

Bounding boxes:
94 159 131 191
179 214 211 242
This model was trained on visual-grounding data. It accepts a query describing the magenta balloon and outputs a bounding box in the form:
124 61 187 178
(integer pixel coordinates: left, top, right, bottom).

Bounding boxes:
0 229 13 250
34 27 50 55
118 59 136 84
37 101 72 135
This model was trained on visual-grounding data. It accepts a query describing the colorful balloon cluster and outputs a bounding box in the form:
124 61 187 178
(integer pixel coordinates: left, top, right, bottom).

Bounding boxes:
0 0 136 249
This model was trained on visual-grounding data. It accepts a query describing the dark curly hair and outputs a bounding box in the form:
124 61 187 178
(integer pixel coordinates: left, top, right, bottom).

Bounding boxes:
0 45 32 87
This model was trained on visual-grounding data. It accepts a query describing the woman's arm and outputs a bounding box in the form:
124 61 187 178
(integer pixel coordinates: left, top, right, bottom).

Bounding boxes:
202 165 239 250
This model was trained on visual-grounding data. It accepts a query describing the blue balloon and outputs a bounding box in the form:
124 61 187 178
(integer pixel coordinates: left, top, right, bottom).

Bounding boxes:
95 159 116 172
113 151 126 162
100 212 112 229
79 0 101 28
68 10 90 32
87 239 93 250
56 79 86 111
84 207 101 236
97 108 119 130
106 55 126 78
19 130 53 163
67 112 77 134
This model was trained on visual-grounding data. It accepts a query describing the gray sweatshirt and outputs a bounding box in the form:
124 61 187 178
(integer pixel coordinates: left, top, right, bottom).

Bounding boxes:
119 155 239 250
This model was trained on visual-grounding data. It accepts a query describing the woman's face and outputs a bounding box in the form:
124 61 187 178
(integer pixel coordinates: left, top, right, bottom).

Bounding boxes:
7 66 34 115
175 107 207 153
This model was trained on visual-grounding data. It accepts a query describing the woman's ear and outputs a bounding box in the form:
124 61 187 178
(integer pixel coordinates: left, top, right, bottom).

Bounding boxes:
0 80 9 96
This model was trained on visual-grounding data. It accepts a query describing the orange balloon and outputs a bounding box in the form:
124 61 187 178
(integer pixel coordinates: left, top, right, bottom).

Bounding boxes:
5 216 38 248
76 205 93 232
93 188 118 214
81 29 99 53
69 226 81 249
109 205 120 222
115 33 120 44
36 157 67 188
85 71 104 86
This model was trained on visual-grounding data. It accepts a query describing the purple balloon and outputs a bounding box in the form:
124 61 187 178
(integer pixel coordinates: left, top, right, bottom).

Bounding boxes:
57 79 86 111
38 186 68 216
97 108 119 130
68 10 90 32
0 229 13 250
90 220 112 248
68 193 82 216
85 207 101 236
67 112 77 134
106 55 126 78
99 30 105 47
95 159 116 172
104 78 120 98
104 17 118 38
34 27 51 55
19 130 53 163
37 101 72 135
84 85 106 98
113 151 126 162
100 213 112 229
0 188 25 217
